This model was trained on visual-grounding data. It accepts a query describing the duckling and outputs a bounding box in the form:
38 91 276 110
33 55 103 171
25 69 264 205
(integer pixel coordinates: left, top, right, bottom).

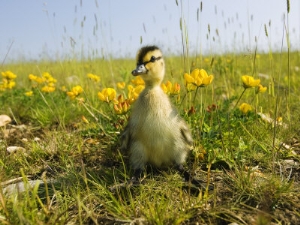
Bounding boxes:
121 45 196 183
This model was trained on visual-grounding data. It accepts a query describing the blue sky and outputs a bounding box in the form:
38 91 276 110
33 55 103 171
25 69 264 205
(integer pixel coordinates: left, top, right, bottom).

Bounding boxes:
1 0 299 62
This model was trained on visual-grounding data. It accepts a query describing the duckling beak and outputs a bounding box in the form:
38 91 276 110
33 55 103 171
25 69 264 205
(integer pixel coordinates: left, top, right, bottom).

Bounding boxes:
132 64 147 76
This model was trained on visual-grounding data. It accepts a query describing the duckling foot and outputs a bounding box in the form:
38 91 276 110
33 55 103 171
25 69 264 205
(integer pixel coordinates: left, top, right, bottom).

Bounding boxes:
177 165 214 191
128 169 145 185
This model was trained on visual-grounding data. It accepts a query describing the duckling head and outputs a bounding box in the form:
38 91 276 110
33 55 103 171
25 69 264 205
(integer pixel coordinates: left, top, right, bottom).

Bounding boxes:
132 45 165 86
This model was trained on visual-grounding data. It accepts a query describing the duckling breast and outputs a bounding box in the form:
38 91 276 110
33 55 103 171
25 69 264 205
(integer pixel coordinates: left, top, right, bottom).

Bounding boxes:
129 87 189 167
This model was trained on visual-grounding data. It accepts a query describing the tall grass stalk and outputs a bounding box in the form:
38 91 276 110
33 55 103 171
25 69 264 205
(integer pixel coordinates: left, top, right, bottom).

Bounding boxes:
272 96 280 173
196 2 203 66
178 0 189 72
285 0 291 122
1 41 14 67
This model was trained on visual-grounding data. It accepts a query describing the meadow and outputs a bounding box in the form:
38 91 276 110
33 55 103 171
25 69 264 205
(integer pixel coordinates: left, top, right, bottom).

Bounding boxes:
1 0 300 223
0 48 300 224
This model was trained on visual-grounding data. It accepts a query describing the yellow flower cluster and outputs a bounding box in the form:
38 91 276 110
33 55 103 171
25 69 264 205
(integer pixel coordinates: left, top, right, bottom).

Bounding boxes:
25 91 33 97
117 82 126 89
184 68 214 91
87 73 100 83
2 67 184 116
114 95 130 115
238 75 268 114
97 71 207 115
97 80 144 115
28 72 57 93
98 88 117 103
0 71 17 91
241 75 267 93
96 76 149 115
161 81 180 95
67 85 84 99
127 85 144 104
1 66 273 121
131 76 145 86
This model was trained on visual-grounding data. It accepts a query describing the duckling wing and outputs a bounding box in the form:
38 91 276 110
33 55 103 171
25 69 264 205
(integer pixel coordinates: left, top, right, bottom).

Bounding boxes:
179 120 193 147
171 106 193 147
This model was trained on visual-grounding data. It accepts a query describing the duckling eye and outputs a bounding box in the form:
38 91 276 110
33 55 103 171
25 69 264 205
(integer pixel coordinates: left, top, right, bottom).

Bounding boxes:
150 56 156 62
142 55 162 66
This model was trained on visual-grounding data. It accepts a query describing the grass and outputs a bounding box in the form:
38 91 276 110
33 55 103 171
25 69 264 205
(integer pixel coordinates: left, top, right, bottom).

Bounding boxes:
1 50 300 224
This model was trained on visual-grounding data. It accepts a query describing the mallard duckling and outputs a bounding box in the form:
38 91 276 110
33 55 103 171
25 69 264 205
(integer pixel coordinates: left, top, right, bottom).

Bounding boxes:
121 45 195 183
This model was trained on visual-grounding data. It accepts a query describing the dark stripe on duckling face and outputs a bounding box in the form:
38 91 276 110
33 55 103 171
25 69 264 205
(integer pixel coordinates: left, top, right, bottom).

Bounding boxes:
142 56 162 67
136 45 160 66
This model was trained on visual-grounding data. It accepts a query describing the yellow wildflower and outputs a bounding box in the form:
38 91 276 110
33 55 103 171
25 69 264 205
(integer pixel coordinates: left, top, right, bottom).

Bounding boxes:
67 91 76 99
127 85 144 103
37 77 45 83
173 83 181 94
67 85 84 99
184 68 214 88
41 72 57 86
98 88 117 103
47 76 57 84
117 94 125 103
1 71 17 79
1 79 14 89
199 69 214 86
256 84 267 94
29 72 56 88
28 74 37 81
184 73 194 84
131 76 145 86
28 74 45 84
241 75 260 89
0 71 17 90
6 79 16 89
114 94 131 114
41 85 55 93
61 86 67 92
114 101 130 115
36 77 45 83
239 103 252 114
82 115 89 124
117 82 126 89
25 91 33 96
42 72 52 79
47 82 55 87
161 81 180 95
161 82 168 93
71 85 83 95
87 73 100 82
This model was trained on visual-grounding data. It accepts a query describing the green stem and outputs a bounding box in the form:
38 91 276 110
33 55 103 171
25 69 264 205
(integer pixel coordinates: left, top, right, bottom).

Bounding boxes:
234 88 247 108
179 91 187 109
193 86 199 104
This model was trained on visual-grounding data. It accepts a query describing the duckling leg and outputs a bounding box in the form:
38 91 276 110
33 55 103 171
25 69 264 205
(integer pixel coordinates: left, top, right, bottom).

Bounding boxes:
177 164 194 183
129 141 147 184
